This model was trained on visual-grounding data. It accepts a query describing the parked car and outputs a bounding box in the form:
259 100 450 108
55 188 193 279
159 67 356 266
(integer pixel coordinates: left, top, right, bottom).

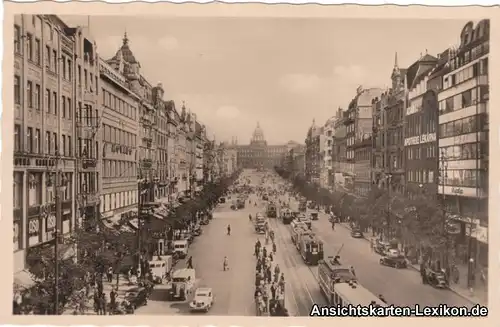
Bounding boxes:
309 211 319 221
422 267 447 288
379 253 407 268
350 228 363 238
374 240 391 255
189 287 214 312
120 287 149 314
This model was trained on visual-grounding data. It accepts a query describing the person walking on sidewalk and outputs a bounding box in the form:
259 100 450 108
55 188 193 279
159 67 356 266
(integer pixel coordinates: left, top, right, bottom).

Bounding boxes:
100 292 107 315
223 256 229 271
107 266 113 283
227 224 231 236
187 256 193 269
109 288 117 315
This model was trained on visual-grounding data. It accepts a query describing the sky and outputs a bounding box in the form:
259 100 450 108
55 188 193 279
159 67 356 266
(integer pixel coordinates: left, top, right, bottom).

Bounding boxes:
61 16 468 144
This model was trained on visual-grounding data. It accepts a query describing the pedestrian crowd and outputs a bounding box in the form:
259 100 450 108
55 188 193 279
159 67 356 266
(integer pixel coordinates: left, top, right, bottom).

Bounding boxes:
253 238 288 316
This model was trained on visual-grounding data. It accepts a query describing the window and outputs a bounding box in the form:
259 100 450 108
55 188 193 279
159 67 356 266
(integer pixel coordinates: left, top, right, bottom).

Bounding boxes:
14 75 21 104
52 50 57 72
35 128 40 154
53 132 58 154
62 96 66 118
14 124 21 152
45 89 50 112
480 58 488 75
27 127 33 153
62 135 66 156
68 97 73 119
27 33 33 60
84 68 88 89
45 45 50 68
28 173 43 207
34 84 40 110
53 91 57 115
68 136 72 156
26 81 33 108
13 172 23 210
14 25 21 54
67 59 72 79
46 131 51 154
78 65 81 86
34 39 41 65
62 56 66 79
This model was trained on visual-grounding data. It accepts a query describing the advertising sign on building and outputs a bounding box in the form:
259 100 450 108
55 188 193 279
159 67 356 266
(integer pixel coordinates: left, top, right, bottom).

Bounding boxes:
404 133 437 146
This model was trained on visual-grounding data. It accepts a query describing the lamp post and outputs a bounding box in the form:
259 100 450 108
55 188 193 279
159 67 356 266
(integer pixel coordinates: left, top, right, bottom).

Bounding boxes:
439 148 449 270
44 152 68 315
385 173 392 241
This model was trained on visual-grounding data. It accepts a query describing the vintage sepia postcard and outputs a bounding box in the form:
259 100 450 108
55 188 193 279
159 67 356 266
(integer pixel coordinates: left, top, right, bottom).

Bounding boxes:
2 2 498 326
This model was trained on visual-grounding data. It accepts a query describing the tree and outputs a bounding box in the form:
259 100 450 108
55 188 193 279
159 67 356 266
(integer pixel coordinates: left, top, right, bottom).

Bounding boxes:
23 243 88 314
402 195 453 266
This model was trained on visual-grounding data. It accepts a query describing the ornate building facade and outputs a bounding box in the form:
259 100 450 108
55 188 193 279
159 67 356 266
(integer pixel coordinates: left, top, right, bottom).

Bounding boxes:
232 122 289 169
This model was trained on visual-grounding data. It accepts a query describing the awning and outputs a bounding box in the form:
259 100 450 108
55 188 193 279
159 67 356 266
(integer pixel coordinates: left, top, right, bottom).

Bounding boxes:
100 214 136 234
13 270 36 291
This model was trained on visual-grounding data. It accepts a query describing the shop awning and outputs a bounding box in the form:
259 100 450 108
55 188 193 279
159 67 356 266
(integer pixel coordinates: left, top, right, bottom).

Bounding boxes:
13 270 36 291
100 215 136 234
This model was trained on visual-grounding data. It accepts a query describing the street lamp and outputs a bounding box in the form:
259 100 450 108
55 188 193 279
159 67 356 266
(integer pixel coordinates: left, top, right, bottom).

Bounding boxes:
385 173 392 241
44 154 68 315
439 148 449 270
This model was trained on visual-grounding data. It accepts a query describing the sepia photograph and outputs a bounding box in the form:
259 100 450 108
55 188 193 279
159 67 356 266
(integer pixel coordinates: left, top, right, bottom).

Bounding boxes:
11 13 489 317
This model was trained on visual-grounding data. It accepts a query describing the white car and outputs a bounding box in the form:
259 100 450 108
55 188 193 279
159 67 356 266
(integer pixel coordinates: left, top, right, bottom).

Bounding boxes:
189 287 214 312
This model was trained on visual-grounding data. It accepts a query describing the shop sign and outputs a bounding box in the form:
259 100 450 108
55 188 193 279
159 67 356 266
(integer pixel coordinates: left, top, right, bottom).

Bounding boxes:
443 186 478 197
404 133 436 146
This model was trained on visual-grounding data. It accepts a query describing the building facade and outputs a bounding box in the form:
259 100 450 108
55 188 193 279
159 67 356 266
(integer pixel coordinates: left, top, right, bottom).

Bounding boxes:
333 110 348 191
320 119 335 189
305 120 321 184
13 15 81 276
235 122 288 169
404 53 440 199
99 55 140 223
350 87 383 196
437 20 489 266
372 56 407 195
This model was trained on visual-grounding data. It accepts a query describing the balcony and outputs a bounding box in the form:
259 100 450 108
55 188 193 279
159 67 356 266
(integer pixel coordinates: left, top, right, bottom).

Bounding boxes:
78 193 100 206
82 158 97 169
141 159 153 169
141 115 152 127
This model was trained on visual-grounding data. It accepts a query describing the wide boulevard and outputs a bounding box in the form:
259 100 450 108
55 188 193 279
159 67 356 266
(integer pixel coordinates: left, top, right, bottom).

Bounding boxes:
137 169 473 316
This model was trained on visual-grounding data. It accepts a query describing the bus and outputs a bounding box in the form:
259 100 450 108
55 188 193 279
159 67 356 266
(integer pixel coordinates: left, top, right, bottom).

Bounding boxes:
317 257 386 307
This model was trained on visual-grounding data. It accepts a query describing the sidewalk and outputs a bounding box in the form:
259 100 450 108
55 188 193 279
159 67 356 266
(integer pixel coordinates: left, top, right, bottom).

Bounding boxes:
61 274 142 315
338 222 488 306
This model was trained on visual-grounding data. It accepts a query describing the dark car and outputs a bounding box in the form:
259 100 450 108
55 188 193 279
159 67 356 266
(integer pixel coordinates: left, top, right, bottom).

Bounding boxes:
350 228 363 238
309 211 319 221
121 287 149 314
379 254 407 269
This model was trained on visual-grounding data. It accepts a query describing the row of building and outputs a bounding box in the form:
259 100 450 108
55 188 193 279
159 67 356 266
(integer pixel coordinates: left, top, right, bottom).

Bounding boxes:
13 15 236 277
282 20 489 268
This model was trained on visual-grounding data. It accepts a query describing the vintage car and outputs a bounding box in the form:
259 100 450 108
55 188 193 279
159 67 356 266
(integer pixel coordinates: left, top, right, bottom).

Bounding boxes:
379 252 407 268
350 228 363 238
189 287 214 312
309 211 319 221
120 287 149 314
374 240 392 256
422 267 447 288
192 225 202 237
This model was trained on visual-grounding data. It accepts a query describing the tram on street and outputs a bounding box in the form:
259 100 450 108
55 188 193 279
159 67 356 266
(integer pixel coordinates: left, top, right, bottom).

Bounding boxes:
317 257 386 307
266 202 277 218
297 233 324 265
280 208 294 225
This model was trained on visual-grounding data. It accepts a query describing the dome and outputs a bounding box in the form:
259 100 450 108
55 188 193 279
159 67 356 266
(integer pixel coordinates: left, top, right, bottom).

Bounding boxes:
111 32 138 64
251 122 266 143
